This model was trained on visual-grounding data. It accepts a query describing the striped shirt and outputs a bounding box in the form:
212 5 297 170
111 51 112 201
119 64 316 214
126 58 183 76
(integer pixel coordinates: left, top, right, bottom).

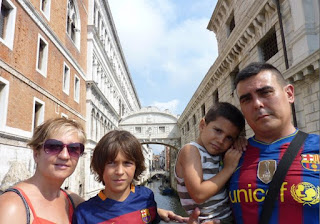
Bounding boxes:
174 142 232 223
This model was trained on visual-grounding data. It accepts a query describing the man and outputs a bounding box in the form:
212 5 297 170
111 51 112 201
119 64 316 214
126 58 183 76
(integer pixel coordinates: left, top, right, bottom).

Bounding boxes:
189 62 319 224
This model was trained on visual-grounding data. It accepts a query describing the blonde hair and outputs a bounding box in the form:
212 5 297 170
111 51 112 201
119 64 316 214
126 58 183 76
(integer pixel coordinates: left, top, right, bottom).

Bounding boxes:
27 117 86 151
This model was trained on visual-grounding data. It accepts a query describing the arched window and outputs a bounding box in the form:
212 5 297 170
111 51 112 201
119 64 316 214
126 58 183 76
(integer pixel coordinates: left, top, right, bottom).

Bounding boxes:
104 120 107 135
100 116 103 139
91 109 96 140
66 0 80 49
96 112 100 141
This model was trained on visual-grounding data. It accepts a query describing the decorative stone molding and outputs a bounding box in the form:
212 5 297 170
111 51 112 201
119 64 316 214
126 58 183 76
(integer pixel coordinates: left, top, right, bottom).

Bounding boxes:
180 0 278 123
284 50 320 83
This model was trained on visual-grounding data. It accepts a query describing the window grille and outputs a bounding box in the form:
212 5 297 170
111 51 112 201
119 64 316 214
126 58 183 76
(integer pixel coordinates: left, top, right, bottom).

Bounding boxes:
229 16 235 34
159 126 165 133
201 104 206 117
261 30 278 61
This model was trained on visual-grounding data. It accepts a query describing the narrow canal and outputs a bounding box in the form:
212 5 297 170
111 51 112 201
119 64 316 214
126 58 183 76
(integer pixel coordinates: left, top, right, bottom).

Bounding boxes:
145 178 188 224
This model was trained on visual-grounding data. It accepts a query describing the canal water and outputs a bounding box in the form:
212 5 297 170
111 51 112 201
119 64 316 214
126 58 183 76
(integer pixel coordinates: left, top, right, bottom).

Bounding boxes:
145 179 188 224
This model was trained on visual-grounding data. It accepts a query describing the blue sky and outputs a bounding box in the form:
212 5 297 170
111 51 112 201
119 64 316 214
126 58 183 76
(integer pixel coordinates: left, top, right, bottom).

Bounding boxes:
108 0 218 117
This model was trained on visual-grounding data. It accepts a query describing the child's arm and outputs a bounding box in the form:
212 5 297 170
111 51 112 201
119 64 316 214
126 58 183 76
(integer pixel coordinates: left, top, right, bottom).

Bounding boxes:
233 136 248 151
177 144 242 204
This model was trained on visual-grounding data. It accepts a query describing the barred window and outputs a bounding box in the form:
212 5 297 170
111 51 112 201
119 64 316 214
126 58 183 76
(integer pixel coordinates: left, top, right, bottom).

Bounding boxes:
229 16 235 34
33 99 45 132
186 122 190 132
230 67 239 93
74 75 80 102
36 35 48 76
66 0 80 48
159 126 165 133
226 12 235 37
201 104 206 117
0 3 9 38
260 29 278 62
213 90 219 105
0 77 9 129
63 63 70 94
0 0 16 49
40 0 51 19
135 127 141 133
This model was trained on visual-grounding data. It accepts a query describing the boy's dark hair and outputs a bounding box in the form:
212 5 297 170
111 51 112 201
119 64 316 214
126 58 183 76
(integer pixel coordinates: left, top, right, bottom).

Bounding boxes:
91 130 146 184
205 102 245 133
234 62 287 88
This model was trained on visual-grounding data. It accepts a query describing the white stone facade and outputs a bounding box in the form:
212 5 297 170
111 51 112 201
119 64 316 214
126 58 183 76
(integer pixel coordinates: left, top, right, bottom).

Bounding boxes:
83 0 141 199
119 106 181 149
178 0 319 145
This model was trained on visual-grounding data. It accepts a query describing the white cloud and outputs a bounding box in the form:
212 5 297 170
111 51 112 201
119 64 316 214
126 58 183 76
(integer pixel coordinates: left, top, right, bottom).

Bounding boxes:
151 99 179 115
109 0 218 115
109 0 169 68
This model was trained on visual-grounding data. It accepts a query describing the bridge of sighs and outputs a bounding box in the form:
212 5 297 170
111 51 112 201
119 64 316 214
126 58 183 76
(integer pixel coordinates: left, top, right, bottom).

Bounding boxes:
119 106 181 150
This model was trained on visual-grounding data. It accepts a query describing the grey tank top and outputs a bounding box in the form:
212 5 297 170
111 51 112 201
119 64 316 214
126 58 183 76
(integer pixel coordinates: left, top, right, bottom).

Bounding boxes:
174 142 232 223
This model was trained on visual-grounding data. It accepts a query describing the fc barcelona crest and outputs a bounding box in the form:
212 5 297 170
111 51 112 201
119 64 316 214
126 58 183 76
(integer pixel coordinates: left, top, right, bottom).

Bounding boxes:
140 209 151 223
301 154 320 171
257 160 277 184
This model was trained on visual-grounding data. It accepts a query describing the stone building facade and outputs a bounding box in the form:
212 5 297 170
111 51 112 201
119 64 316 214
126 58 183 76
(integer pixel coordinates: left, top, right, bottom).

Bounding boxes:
178 0 319 145
0 0 88 193
83 0 141 199
0 0 141 199
119 106 180 148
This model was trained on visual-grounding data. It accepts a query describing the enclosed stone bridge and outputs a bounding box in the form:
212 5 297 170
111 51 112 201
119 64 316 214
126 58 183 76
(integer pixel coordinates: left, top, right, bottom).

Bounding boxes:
119 106 181 150
150 170 167 177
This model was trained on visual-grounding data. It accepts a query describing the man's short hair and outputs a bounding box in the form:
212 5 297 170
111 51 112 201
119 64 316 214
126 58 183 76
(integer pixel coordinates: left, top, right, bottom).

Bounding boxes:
234 62 287 88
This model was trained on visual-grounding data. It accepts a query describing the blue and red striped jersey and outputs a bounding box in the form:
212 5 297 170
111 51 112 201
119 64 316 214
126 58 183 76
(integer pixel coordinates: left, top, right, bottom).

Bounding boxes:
229 131 319 224
73 185 160 224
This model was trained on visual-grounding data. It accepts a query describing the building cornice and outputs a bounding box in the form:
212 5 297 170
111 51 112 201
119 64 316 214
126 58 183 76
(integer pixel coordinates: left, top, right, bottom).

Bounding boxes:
284 50 320 82
103 0 141 108
86 81 120 121
88 27 136 113
180 0 277 124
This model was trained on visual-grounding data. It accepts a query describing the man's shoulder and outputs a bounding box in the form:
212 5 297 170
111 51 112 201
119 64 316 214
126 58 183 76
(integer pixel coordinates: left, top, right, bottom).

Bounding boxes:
306 133 320 138
304 133 320 146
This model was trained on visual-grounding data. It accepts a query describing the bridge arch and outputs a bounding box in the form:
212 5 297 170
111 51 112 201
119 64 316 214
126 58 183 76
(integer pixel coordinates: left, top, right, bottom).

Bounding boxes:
119 106 181 150
141 142 179 151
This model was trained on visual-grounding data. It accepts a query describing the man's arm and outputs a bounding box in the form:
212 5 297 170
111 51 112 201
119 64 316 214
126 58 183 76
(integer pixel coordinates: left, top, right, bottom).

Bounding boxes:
157 208 188 223
187 208 218 224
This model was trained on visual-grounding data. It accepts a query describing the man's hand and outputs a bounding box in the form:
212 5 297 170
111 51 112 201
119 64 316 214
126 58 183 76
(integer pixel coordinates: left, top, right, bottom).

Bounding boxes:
187 207 200 224
157 208 188 223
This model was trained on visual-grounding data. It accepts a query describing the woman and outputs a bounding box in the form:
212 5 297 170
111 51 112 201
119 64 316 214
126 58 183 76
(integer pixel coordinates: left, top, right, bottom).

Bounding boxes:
0 117 187 223
0 118 86 223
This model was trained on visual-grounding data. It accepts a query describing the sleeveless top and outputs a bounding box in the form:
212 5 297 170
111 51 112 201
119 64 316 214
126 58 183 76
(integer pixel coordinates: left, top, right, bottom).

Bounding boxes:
4 187 75 224
174 141 233 223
